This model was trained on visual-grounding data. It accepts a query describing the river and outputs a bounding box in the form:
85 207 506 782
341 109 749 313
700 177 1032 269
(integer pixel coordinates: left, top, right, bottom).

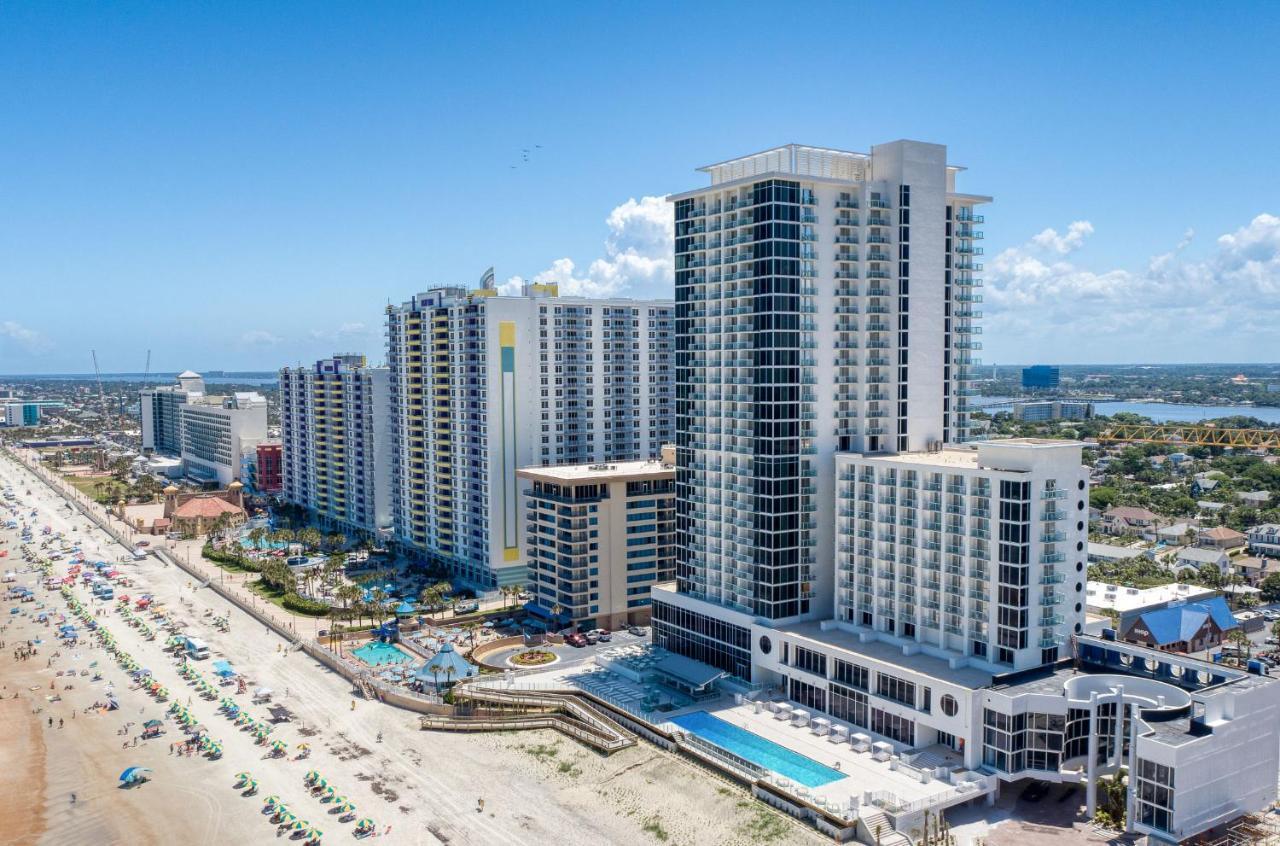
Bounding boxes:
970 396 1280 425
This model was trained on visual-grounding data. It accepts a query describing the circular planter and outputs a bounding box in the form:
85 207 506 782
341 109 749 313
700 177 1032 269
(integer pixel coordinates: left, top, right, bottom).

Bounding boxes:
508 648 559 668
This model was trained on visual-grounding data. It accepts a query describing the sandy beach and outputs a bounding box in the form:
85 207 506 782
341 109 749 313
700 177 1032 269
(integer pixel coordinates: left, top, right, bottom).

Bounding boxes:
0 450 825 846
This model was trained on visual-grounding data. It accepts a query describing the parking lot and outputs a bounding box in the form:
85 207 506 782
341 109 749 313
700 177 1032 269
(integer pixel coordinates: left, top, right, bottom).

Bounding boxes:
482 626 651 669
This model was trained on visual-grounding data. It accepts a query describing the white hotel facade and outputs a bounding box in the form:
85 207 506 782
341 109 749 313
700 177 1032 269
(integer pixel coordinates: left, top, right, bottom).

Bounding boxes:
651 141 1280 843
385 277 674 588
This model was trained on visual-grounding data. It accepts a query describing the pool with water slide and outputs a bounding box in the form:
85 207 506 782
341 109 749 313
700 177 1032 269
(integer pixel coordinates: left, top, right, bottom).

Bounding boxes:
668 710 845 788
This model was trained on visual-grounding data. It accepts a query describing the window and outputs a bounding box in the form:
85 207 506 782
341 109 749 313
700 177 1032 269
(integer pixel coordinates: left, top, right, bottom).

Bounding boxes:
789 677 826 712
828 683 868 728
871 708 914 745
940 694 959 717
792 645 827 677
876 672 916 708
833 659 868 691
1135 758 1175 833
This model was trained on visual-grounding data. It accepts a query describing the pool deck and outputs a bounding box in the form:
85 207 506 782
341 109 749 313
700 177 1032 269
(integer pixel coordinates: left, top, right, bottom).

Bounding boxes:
496 661 988 814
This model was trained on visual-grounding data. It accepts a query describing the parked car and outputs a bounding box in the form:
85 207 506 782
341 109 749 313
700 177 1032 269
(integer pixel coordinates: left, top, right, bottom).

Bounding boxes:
596 629 612 642
627 625 648 636
584 631 599 645
564 633 588 648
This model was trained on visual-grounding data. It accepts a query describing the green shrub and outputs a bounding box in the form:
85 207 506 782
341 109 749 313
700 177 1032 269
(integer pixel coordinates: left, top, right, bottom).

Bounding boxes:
282 592 330 616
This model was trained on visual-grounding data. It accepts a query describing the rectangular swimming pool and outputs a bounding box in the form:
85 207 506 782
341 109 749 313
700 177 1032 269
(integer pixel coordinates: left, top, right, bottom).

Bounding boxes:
669 711 845 788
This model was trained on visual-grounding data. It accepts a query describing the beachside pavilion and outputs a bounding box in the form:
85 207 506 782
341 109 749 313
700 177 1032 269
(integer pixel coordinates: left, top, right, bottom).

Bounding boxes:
415 642 478 688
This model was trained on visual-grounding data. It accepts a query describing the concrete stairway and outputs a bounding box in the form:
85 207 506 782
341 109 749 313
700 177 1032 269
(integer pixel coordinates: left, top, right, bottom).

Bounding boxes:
857 808 912 846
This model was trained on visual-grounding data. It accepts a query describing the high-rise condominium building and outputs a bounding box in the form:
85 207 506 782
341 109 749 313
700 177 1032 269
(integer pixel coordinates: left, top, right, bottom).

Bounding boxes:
668 141 987 627
141 370 266 486
178 392 268 487
386 278 674 588
645 143 1279 845
141 370 206 453
279 354 392 537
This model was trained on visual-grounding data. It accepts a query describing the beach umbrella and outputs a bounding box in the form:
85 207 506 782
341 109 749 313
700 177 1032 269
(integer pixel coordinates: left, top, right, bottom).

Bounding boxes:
293 820 308 831
304 769 319 784
323 785 335 799
306 828 321 842
263 795 280 807
244 779 256 792
144 720 163 729
119 766 151 784
235 771 251 782
355 818 373 829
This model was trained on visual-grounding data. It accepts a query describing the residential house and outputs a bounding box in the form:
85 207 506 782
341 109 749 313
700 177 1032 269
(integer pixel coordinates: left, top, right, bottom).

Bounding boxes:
1198 501 1227 516
1249 524 1280 557
1088 542 1155 565
1121 596 1238 654
1101 506 1163 537
1234 556 1280 587
1175 546 1232 577
1191 476 1221 497
1198 526 1247 551
1238 490 1272 506
1156 522 1197 545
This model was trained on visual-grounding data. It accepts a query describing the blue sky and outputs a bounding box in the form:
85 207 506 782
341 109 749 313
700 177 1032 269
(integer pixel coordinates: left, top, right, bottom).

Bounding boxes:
2 2 1279 373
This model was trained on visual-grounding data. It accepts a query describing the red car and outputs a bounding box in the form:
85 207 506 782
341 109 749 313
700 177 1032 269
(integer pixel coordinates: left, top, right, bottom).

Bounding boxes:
564 633 588 648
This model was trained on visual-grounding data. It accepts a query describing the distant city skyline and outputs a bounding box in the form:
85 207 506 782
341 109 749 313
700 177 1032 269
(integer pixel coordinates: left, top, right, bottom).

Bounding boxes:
2 3 1278 372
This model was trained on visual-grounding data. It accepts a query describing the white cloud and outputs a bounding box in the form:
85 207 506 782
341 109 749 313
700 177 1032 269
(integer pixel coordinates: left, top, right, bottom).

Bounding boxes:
505 195 673 299
308 322 369 341
985 213 1280 362
1030 221 1094 254
240 329 283 346
0 320 51 353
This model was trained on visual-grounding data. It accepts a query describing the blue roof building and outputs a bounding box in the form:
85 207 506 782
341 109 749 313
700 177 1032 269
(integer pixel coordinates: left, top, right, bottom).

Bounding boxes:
413 642 477 687
1122 596 1238 652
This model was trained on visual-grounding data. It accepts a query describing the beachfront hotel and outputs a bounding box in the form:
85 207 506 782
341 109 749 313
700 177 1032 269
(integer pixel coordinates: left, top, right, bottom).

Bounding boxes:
518 446 675 630
279 354 393 538
641 141 1280 842
140 370 268 486
385 273 674 588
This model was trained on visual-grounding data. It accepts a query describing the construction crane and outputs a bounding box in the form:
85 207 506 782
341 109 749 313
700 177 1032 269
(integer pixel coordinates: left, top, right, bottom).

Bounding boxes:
90 350 110 430
1099 423 1280 449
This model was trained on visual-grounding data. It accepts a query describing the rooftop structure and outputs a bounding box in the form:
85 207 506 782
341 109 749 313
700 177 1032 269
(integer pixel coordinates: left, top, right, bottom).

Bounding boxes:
1085 582 1216 615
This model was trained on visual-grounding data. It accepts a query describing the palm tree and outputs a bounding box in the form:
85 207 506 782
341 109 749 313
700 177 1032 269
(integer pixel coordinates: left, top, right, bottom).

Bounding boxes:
464 621 481 650
327 532 346 552
1227 628 1252 663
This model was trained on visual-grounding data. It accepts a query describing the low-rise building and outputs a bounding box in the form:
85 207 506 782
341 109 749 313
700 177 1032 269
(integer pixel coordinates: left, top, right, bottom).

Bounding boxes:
1120 595 1238 654
1101 506 1163 537
1011 400 1094 422
1087 541 1154 564
1085 582 1217 617
1175 546 1231 576
1197 525 1246 551
254 441 283 494
1237 490 1271 506
1233 556 1280 586
1247 523 1280 557
518 449 674 631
